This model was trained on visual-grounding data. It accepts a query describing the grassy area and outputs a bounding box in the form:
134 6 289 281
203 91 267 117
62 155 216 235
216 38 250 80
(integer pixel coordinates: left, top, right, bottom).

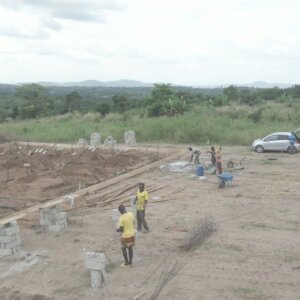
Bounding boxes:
0 102 298 145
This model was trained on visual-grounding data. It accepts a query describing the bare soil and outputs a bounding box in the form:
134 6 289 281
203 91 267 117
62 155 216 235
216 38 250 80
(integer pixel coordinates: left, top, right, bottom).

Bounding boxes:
0 143 160 218
0 144 299 300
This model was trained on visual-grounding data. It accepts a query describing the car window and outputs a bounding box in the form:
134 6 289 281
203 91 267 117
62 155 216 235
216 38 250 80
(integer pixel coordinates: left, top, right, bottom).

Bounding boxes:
277 135 289 140
265 135 278 142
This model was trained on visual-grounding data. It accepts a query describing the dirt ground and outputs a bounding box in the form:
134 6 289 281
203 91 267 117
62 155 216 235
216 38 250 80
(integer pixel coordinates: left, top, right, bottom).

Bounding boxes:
0 143 160 218
0 144 300 300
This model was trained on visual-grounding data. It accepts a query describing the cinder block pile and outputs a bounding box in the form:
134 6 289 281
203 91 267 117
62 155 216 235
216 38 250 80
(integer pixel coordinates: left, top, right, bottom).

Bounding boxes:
85 252 107 288
78 138 88 147
104 135 117 147
40 205 68 232
0 221 22 256
124 130 136 145
90 132 101 148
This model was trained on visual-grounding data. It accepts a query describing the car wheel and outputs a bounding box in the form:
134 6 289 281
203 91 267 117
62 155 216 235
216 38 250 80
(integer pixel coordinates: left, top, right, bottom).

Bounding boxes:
255 145 264 153
287 145 297 154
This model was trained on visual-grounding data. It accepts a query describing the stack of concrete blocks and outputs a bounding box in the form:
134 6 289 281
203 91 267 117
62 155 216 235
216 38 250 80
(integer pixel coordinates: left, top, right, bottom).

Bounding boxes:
104 136 117 147
124 130 136 145
40 205 68 232
112 208 120 229
85 252 107 288
0 221 22 256
78 138 88 147
90 133 101 148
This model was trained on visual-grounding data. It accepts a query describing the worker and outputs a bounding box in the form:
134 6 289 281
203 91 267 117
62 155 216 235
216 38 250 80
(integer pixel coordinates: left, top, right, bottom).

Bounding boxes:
188 147 201 165
215 146 222 175
215 146 225 188
207 146 216 165
116 204 135 267
288 134 297 153
134 182 150 233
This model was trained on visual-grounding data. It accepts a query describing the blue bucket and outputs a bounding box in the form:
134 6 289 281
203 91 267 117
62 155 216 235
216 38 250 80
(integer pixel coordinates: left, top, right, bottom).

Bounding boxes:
196 165 204 176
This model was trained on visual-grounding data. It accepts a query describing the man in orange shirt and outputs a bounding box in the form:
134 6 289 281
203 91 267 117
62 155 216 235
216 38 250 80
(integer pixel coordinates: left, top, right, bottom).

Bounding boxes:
117 204 135 267
134 183 150 233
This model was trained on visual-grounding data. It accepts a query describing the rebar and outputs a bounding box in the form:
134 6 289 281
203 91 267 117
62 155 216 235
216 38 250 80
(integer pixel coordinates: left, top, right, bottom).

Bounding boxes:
181 216 216 251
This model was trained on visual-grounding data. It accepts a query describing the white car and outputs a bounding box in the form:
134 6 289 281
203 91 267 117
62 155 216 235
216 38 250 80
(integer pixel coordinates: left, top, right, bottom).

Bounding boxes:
252 128 300 153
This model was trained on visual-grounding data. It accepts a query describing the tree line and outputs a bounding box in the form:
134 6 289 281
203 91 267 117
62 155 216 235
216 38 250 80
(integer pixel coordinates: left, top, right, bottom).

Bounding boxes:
0 83 299 122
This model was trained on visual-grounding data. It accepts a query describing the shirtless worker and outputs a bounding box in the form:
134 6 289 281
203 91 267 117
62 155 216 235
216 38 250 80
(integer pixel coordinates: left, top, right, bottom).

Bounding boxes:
188 147 201 165
116 204 135 267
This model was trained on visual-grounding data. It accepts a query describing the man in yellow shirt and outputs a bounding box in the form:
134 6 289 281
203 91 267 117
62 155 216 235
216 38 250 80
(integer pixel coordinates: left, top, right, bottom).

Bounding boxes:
134 182 150 233
117 204 135 267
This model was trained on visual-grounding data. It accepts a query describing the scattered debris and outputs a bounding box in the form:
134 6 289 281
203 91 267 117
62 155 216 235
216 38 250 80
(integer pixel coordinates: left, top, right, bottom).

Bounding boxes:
227 157 246 170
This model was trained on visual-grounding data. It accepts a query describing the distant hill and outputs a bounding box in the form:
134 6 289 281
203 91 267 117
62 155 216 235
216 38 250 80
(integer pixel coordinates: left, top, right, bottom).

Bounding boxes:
37 79 153 88
241 81 294 89
194 81 295 89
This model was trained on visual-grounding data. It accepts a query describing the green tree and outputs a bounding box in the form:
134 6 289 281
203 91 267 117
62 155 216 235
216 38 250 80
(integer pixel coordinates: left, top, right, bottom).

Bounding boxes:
240 90 260 106
147 84 187 117
0 108 7 123
16 84 55 118
112 95 129 113
223 85 239 101
150 83 173 103
96 103 111 117
66 91 81 113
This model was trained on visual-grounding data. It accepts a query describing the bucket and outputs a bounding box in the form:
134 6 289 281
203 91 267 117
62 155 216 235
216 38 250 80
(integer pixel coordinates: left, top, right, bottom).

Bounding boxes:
196 165 204 176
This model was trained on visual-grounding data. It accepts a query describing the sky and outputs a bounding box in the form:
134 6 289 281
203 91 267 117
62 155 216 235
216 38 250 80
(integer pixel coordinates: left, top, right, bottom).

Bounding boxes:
0 0 299 86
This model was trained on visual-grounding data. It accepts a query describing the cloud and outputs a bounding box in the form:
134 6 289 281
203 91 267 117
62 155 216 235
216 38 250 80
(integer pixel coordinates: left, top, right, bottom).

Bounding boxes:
0 28 49 39
0 0 126 23
40 16 62 31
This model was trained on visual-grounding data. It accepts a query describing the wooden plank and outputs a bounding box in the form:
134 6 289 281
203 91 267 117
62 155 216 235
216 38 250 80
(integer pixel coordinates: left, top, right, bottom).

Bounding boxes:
0 151 181 225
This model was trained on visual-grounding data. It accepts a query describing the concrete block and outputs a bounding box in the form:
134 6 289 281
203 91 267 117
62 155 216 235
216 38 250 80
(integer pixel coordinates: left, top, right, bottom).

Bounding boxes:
8 221 18 227
0 237 21 249
85 252 106 271
0 248 13 256
0 233 18 243
46 206 62 215
104 136 117 147
3 226 20 236
124 130 136 145
47 222 67 232
44 212 66 221
55 218 68 225
90 132 101 147
11 246 21 255
60 222 68 230
48 224 62 232
91 270 102 288
39 218 51 226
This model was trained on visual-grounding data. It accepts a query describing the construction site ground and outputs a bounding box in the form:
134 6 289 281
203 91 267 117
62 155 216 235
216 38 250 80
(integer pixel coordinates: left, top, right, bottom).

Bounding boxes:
0 143 299 300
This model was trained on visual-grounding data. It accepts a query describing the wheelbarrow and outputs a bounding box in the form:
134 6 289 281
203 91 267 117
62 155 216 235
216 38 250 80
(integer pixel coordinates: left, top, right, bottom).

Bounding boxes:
217 172 234 188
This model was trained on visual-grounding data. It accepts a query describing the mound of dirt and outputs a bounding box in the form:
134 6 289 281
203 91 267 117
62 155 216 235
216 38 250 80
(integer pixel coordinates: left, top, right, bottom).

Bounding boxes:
0 144 161 217
0 132 15 144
